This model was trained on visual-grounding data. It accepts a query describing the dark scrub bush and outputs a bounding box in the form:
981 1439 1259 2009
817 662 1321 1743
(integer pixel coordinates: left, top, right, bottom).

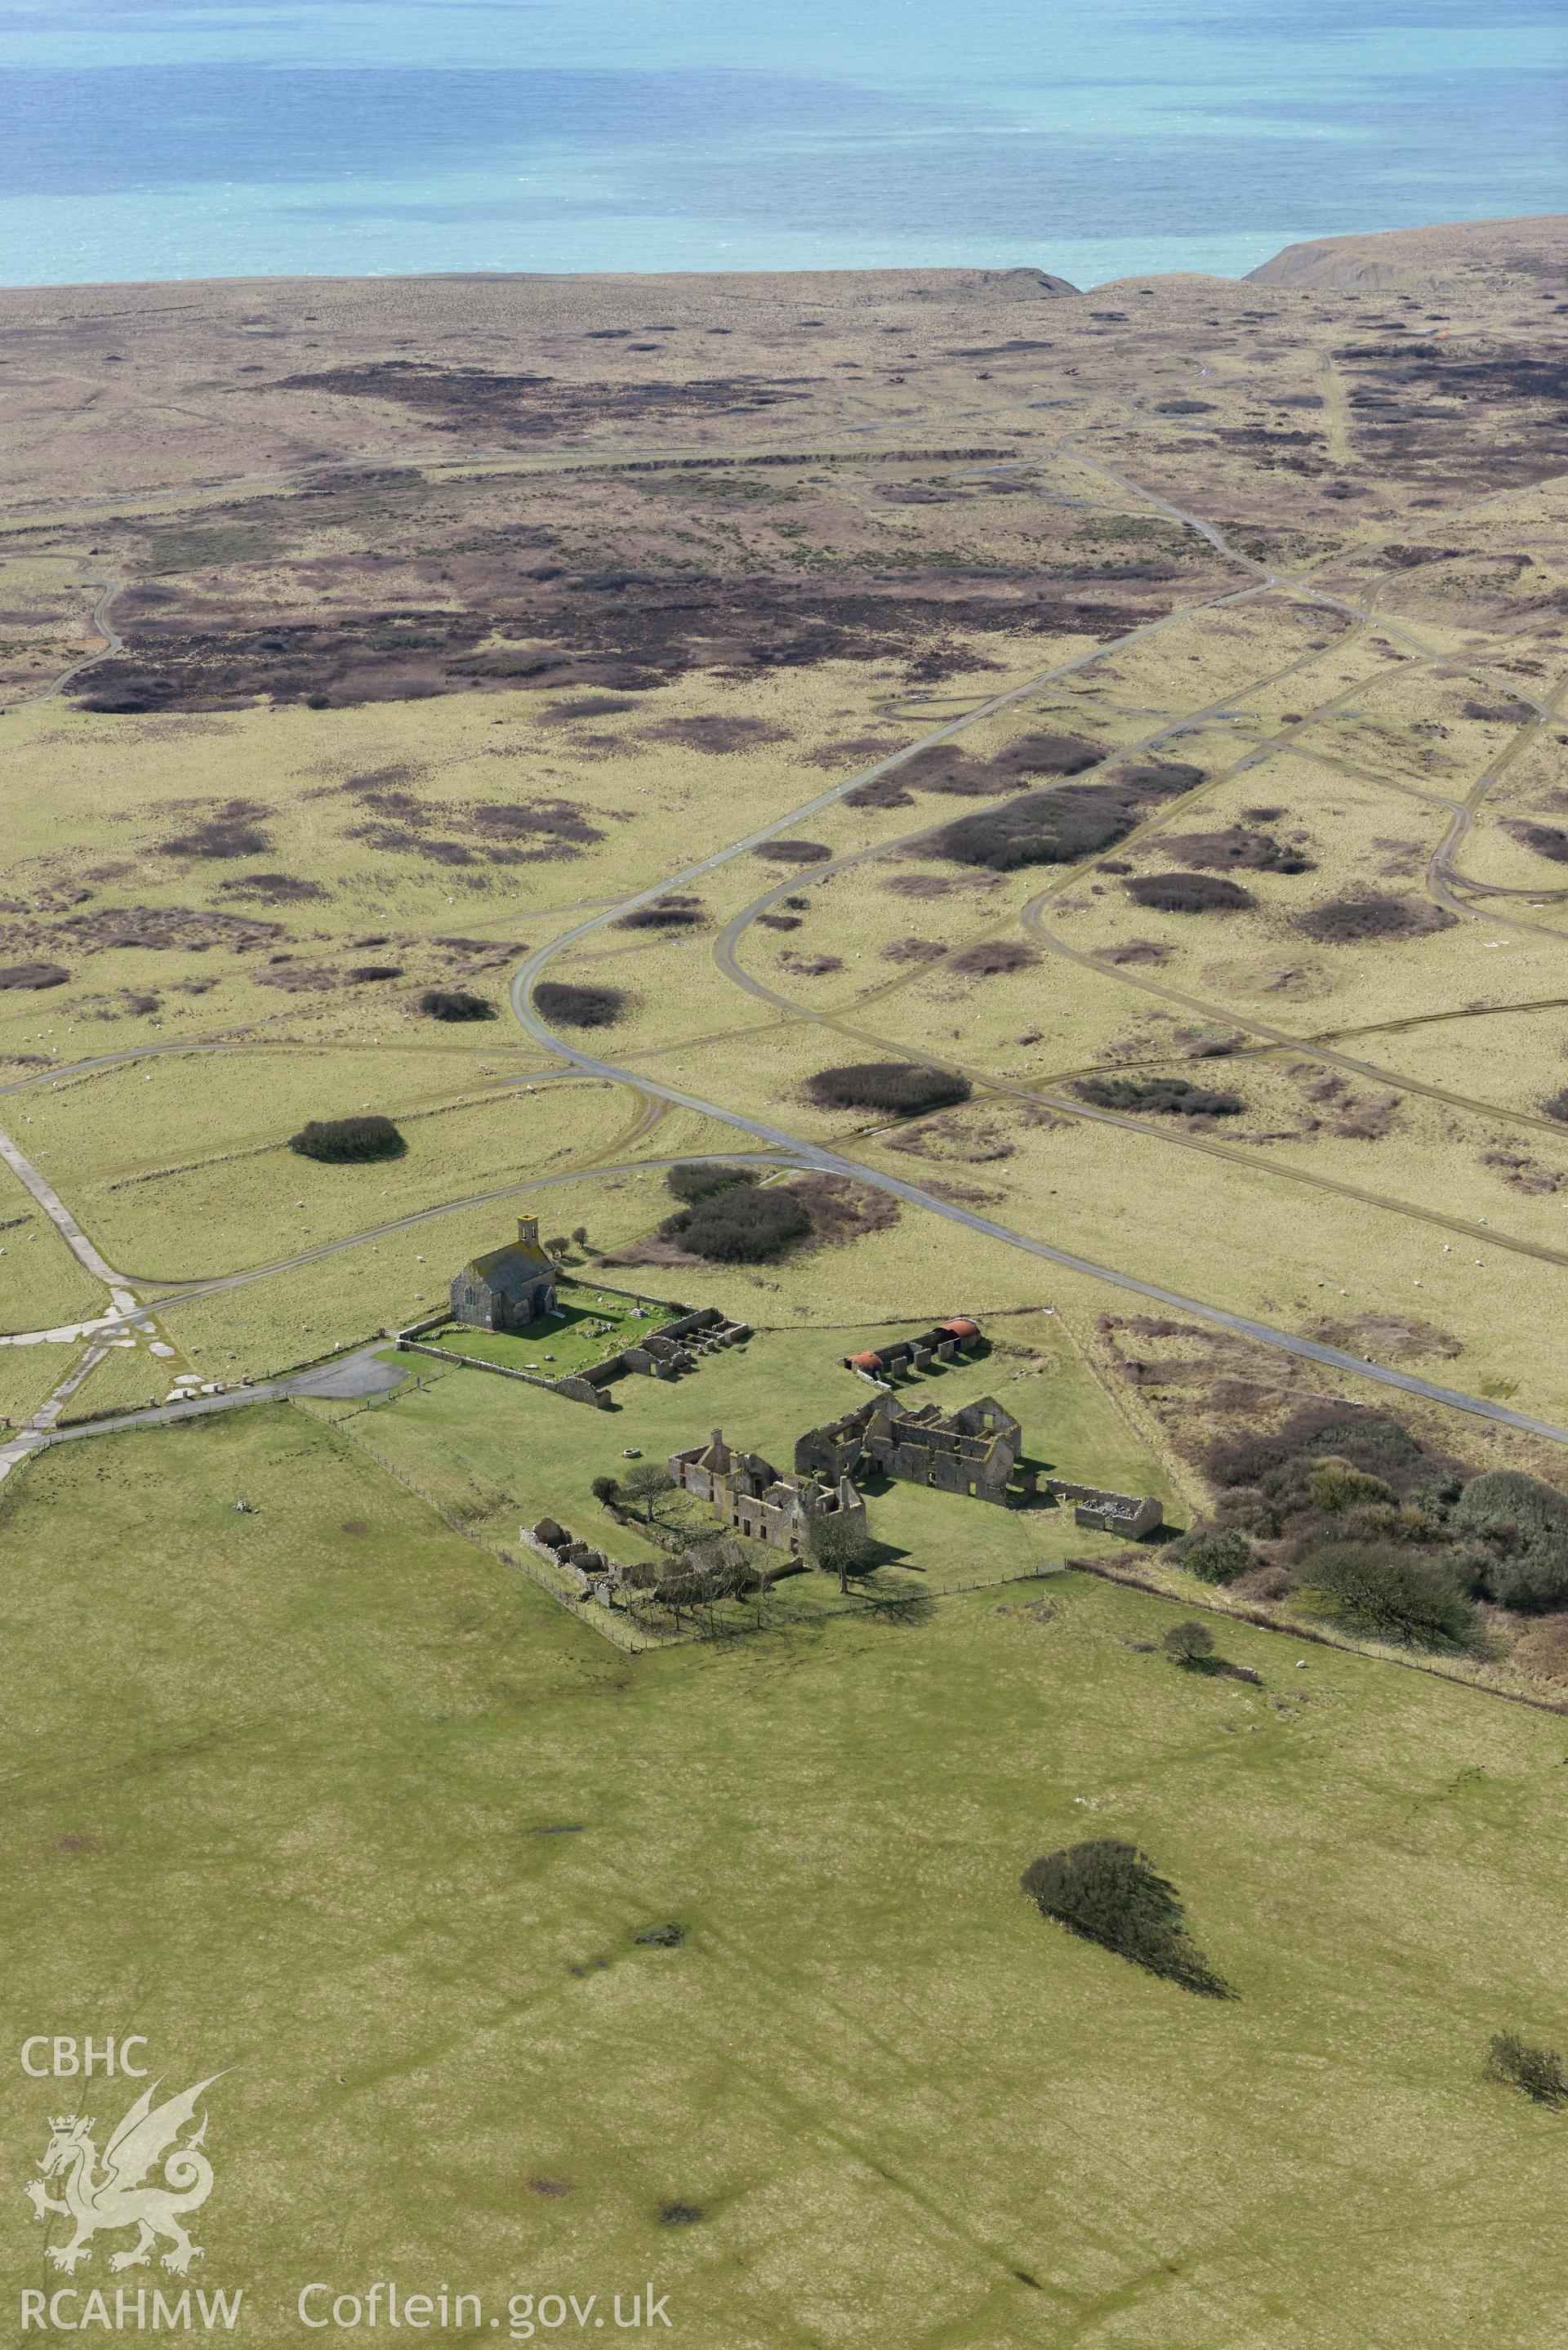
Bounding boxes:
933 781 1148 872
1169 1527 1254 1585
1296 894 1456 943
663 1186 812 1263
805 1062 970 1115
1452 1469 1568 1612
1124 873 1255 914
666 1164 760 1205
288 1115 405 1163
1298 1543 1473 1648
1159 825 1315 873
1306 1458 1399 1514
1076 1074 1244 1117
1020 1840 1229 1997
421 988 496 1022
1486 2031 1567 2105
534 980 627 1028
614 901 705 930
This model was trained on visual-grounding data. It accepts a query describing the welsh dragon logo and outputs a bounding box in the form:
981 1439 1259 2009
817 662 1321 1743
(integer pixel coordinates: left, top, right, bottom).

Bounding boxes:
26 2075 223 2276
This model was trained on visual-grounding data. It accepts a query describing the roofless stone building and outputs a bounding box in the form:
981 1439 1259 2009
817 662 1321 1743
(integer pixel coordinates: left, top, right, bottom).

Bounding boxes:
796 1392 1035 1504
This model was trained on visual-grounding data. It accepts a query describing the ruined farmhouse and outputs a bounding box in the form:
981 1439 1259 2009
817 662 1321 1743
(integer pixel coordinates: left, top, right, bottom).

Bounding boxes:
668 1429 866 1555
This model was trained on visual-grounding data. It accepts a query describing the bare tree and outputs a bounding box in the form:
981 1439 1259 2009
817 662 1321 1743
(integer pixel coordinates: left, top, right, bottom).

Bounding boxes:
621 1460 672 1524
1164 1620 1214 1666
807 1514 875 1594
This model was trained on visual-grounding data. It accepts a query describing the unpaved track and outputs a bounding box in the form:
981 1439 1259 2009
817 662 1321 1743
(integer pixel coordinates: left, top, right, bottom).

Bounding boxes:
0 1341 109 1482
0 1126 132 1292
0 569 124 716
702 631 1568 1265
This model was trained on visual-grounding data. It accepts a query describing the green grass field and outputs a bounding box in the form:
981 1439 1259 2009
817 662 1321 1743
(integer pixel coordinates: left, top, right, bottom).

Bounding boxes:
0 1202 106 1333
2 1402 1562 2348
55 1332 189 1423
0 1336 72 1428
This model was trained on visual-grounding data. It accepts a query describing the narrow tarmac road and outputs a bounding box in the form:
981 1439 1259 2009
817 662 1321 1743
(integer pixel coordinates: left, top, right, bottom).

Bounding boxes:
508 611 1568 1448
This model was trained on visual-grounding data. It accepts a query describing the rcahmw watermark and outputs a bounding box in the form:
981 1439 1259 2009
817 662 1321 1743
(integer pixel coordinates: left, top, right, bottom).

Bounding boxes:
21 2285 244 2331
298 2284 673 2338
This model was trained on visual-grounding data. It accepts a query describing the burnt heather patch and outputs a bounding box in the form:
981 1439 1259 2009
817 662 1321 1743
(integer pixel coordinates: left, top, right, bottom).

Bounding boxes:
273 361 815 438
1158 825 1315 874
0 961 69 990
421 988 497 1023
1506 821 1568 865
73 560 1175 716
849 731 1106 810
216 872 327 903
159 801 273 860
614 897 706 932
639 715 788 753
1094 938 1172 967
8 905 284 964
949 939 1040 976
533 980 628 1029
1077 1074 1245 1117
1333 338 1568 489
1296 894 1459 944
805 1062 970 1115
932 762 1200 872
1125 873 1255 914
752 841 831 865
342 781 605 870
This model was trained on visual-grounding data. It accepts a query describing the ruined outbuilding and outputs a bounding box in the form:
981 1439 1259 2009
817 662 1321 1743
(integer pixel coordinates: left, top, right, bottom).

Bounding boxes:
1046 1480 1163 1538
795 1392 1035 1504
843 1316 983 1382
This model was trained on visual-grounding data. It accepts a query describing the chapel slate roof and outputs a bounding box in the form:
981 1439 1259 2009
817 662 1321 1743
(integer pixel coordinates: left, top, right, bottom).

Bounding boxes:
461 1232 555 1300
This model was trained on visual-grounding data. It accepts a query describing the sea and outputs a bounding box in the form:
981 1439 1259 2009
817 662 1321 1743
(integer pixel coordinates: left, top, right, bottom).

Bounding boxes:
0 0 1562 291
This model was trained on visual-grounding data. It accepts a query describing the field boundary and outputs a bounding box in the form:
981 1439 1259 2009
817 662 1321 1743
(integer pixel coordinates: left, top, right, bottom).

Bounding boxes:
1060 1550 1568 1719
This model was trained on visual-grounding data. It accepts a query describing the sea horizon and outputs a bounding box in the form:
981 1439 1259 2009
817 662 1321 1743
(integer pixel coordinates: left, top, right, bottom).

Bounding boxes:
0 0 1563 291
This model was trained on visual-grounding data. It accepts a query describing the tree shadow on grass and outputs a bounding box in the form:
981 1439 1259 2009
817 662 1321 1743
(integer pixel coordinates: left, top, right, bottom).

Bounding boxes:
1182 1655 1263 1684
858 1587 937 1629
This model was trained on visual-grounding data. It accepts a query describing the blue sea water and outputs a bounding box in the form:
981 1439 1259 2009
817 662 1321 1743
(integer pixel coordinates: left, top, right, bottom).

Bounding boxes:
0 0 1561 289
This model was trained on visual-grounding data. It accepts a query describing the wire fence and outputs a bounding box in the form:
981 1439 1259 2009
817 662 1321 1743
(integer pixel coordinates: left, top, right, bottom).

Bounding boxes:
525 1548 1067 1655
1061 1549 1568 1721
